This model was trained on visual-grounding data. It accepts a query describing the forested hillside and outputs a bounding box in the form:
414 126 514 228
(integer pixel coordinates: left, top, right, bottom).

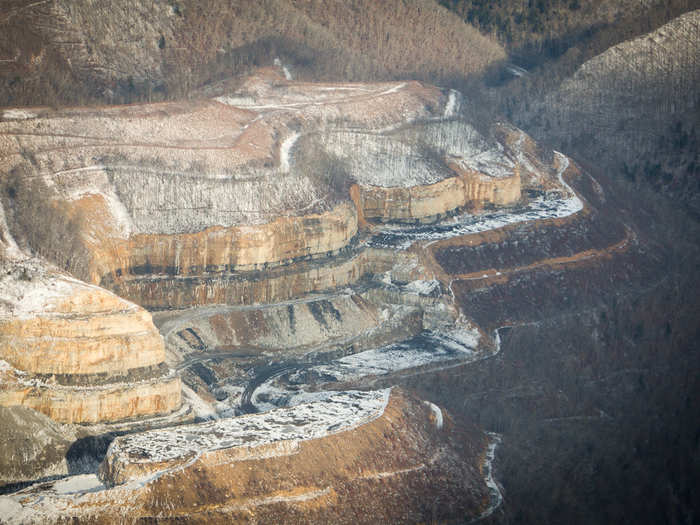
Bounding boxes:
439 0 696 61
501 10 700 217
0 0 504 106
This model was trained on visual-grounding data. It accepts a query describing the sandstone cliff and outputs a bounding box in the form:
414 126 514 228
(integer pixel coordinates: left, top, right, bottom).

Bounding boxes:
0 258 181 424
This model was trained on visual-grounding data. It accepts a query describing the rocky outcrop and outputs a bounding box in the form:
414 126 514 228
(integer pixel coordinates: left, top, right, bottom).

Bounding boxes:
161 291 423 360
107 248 380 309
0 259 181 424
357 177 469 223
96 200 358 283
452 163 522 207
355 165 521 223
0 368 181 425
6 389 489 523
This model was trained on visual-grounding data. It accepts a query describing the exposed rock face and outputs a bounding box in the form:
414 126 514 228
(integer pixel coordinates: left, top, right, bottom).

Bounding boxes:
0 259 181 424
322 119 522 222
357 177 469 223
97 200 358 282
0 369 182 425
455 164 522 207
160 291 422 359
107 249 382 309
356 167 521 223
7 389 489 523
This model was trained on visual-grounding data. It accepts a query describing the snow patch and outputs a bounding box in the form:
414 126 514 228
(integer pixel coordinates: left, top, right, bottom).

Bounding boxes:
279 132 300 173
0 202 21 259
273 327 480 389
107 390 390 466
52 474 104 495
443 89 461 118
370 189 584 250
424 401 443 429
182 385 218 420
0 497 23 522
404 279 440 296
2 109 36 120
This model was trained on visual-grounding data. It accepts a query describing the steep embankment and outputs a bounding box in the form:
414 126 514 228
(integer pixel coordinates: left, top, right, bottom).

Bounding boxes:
3 389 490 524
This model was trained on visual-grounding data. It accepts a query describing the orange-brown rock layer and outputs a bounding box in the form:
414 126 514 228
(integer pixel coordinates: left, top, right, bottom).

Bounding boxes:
105 248 396 309
356 168 521 223
92 201 358 285
0 277 167 376
0 261 181 423
0 371 181 424
0 311 164 376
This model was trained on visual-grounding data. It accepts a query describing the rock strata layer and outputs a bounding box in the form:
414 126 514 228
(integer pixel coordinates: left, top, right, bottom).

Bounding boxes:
0 260 181 424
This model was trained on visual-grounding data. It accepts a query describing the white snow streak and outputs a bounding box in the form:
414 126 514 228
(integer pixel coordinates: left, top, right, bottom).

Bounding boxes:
553 150 582 213
443 89 461 118
279 132 300 173
2 109 36 120
470 432 503 522
424 401 443 429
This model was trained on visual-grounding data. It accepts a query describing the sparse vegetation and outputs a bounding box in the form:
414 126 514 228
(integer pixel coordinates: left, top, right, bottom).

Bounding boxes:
1 166 91 277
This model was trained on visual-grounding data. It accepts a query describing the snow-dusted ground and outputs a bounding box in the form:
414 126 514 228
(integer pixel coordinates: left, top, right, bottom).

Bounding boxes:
251 327 480 412
2 109 36 120
0 260 139 321
403 279 440 296
108 389 390 466
369 150 581 250
52 474 105 495
307 327 480 383
109 166 325 233
412 120 514 179
321 131 450 188
321 119 515 188
470 432 503 523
